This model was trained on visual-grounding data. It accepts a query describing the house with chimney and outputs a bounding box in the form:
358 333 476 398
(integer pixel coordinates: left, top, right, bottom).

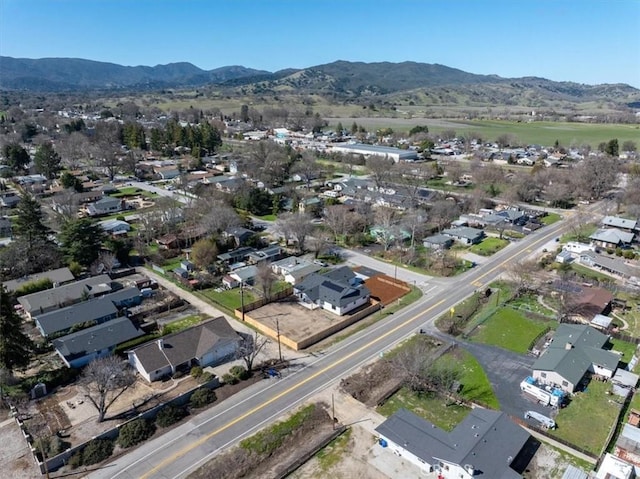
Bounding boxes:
127 316 242 382
531 324 620 393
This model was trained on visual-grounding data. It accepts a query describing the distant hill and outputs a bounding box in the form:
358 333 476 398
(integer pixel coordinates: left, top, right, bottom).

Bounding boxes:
0 56 268 90
1 56 638 108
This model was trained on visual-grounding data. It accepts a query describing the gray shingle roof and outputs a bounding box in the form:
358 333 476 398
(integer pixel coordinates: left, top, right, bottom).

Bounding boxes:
589 228 634 245
533 324 619 387
602 216 637 230
53 317 143 361
130 317 240 373
375 408 528 478
35 295 119 336
442 226 485 241
3 267 75 293
17 274 113 314
295 266 370 308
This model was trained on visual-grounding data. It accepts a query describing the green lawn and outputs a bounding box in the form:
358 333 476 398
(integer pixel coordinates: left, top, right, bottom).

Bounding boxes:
570 263 615 282
608 338 638 369
541 213 562 226
469 237 509 256
549 380 621 455
436 120 640 150
377 387 471 431
198 287 257 313
112 187 157 198
442 348 499 408
508 293 557 318
162 314 208 335
469 307 550 354
560 224 597 243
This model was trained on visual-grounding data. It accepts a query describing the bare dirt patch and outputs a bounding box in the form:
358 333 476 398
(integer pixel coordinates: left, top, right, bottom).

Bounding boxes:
188 402 338 479
364 275 410 306
340 360 401 407
0 420 42 479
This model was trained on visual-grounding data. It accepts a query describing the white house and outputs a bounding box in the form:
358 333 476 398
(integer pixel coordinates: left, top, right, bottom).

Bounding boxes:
271 257 322 285
127 317 241 382
375 408 530 478
293 266 370 316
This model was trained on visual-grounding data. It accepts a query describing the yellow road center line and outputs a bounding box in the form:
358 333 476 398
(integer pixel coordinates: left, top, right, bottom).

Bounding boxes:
140 299 446 478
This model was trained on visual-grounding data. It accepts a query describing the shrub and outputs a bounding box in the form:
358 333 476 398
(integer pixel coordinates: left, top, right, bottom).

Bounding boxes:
82 438 115 465
156 405 188 428
14 278 53 297
190 366 203 379
117 419 156 448
172 370 185 379
68 451 84 469
229 365 250 381
623 250 636 259
199 371 213 384
222 373 239 385
190 388 217 408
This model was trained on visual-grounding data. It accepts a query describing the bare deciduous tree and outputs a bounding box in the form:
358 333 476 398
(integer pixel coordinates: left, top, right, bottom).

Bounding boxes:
256 262 277 301
235 331 270 373
80 356 135 422
506 260 540 297
429 200 460 232
374 206 400 251
366 156 394 189
276 212 314 252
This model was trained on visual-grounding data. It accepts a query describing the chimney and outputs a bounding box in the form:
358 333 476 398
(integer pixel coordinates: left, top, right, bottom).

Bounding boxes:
157 338 164 350
565 342 573 350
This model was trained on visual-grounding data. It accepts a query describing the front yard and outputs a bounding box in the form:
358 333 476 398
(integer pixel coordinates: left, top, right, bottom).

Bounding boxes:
469 307 553 354
469 237 510 256
198 287 258 314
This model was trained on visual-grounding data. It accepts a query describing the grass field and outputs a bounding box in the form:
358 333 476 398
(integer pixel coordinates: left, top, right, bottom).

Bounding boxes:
541 213 562 226
469 307 551 354
377 387 471 432
549 380 620 455
435 347 499 409
469 237 509 256
198 287 257 314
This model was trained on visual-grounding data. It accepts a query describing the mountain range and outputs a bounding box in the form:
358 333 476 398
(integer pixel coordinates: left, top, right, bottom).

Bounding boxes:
1 56 638 108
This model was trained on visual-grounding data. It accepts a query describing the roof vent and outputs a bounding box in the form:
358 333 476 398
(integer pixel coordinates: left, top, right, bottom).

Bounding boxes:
565 342 573 350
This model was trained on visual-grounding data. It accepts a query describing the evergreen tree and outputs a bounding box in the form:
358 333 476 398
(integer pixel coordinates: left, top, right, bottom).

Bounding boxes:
59 218 106 267
13 194 51 250
0 286 34 372
34 142 61 179
2 143 30 172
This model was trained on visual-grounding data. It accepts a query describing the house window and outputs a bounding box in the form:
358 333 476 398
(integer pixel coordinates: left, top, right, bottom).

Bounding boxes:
562 380 568 387
541 372 547 378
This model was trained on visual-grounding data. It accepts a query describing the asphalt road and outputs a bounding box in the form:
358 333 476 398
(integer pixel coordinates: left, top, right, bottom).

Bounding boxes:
88 202 604 479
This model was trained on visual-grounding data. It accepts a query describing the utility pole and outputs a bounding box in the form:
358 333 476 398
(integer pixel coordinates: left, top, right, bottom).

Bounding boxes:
275 315 283 363
240 282 245 321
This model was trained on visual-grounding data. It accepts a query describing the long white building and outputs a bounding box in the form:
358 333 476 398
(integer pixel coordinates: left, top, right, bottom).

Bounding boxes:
329 143 419 162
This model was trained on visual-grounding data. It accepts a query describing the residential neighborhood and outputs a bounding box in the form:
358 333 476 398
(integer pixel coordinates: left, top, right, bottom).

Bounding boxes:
0 78 639 479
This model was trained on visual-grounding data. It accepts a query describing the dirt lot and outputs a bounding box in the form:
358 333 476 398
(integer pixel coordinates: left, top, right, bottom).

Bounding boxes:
245 298 378 350
340 360 401 407
364 275 410 306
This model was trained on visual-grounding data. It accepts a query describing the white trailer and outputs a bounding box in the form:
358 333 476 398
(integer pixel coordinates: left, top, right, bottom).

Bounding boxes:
524 410 556 429
520 380 551 406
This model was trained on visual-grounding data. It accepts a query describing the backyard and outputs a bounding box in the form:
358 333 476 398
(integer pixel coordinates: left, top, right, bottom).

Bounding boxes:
198 287 258 315
549 380 622 456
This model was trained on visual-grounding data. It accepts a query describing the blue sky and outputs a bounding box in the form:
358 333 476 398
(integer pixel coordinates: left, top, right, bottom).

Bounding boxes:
1 0 639 87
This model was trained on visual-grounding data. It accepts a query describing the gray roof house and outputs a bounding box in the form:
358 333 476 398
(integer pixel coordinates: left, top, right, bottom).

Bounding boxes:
589 228 635 248
18 274 114 318
579 251 640 280
442 226 486 245
224 226 255 247
127 316 242 382
53 316 143 368
271 257 322 284
3 267 75 293
375 408 530 478
34 295 119 338
294 266 370 316
532 324 620 393
602 215 638 232
423 233 454 250
86 196 123 217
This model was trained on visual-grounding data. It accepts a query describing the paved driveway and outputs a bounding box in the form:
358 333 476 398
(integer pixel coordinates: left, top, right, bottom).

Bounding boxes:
441 336 555 421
